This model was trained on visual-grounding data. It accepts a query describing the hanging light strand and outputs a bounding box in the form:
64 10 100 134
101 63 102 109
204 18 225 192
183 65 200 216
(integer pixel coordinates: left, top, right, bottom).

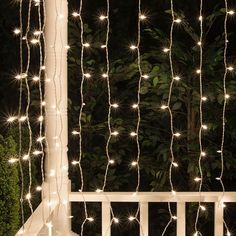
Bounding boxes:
18 0 25 228
102 0 111 192
194 0 204 234
161 1 179 235
24 0 34 214
78 0 89 234
219 1 231 234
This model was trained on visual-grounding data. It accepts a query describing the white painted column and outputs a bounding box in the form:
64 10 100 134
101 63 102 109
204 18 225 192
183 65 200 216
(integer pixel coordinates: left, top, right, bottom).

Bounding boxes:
140 202 148 236
214 202 223 236
44 0 76 235
102 202 111 236
177 202 186 236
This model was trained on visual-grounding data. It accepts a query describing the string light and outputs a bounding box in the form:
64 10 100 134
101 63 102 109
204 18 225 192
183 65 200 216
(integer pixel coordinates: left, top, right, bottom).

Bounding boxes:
161 1 182 235
72 12 80 18
14 28 21 35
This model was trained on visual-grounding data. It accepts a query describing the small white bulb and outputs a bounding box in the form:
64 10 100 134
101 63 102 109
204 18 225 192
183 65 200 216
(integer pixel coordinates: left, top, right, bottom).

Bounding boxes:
71 160 79 165
174 132 181 137
199 16 203 21
72 130 80 135
87 217 94 222
197 41 202 46
99 15 107 21
37 136 45 142
196 69 201 74
174 18 182 23
111 131 119 136
217 150 222 153
201 152 206 157
172 190 176 195
33 150 43 155
7 116 17 122
8 158 18 164
19 116 27 122
132 104 138 109
101 44 107 48
201 96 207 101
111 103 119 108
142 74 149 79
14 28 21 35
65 45 70 50
131 161 138 166
228 10 235 15
32 76 40 81
200 205 206 211
225 94 230 99
173 162 178 167
128 216 135 221
130 45 137 50
33 31 42 36
227 66 234 71
140 14 147 20
194 177 201 182
172 216 177 220
84 73 91 78
202 125 208 130
163 48 170 53
25 193 31 200
96 189 103 193
22 154 29 161
130 132 137 137
72 12 80 17
113 217 119 223
109 159 115 164
36 186 42 191
83 43 90 48
31 38 39 44
161 105 168 110
38 116 44 122
102 73 108 78
174 76 181 81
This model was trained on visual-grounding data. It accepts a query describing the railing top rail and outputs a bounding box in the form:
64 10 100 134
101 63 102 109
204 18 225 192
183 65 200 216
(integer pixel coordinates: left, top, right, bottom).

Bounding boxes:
69 191 236 203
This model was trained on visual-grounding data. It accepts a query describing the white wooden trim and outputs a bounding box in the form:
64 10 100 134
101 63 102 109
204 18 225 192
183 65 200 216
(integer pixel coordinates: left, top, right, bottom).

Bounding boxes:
177 202 185 236
102 202 111 236
69 192 236 203
214 202 223 236
140 202 148 236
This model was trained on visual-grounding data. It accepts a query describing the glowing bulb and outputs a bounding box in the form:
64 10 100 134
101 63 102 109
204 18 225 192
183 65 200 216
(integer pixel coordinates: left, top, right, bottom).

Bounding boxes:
113 217 119 223
199 16 203 21
174 76 181 81
227 66 234 71
46 222 53 228
87 217 94 222
84 73 91 78
41 65 46 70
65 45 70 50
201 96 207 101
19 116 27 122
217 150 222 153
25 193 31 200
111 103 119 108
31 38 39 44
161 105 168 110
194 177 201 182
15 74 22 80
172 190 176 195
37 136 45 142
201 152 206 157
102 73 108 78
14 28 21 35
96 189 103 193
71 160 79 165
36 186 42 191
228 10 235 15
216 177 221 180
32 76 40 81
132 104 138 109
33 150 43 155
33 30 42 36
38 116 44 122
7 116 17 122
172 216 177 220
197 41 202 46
83 43 90 48
8 158 18 164
99 15 107 21
111 131 119 136
196 69 201 74
140 14 147 20
131 161 138 166
225 94 230 99
163 48 170 53
22 154 29 160
142 74 149 79
174 18 182 23
72 130 80 135
128 216 135 221
202 125 208 130
227 231 231 236
101 44 107 48
109 159 115 164
130 132 137 137
130 45 137 50
200 205 206 211
174 132 181 137
173 162 178 167
72 12 80 17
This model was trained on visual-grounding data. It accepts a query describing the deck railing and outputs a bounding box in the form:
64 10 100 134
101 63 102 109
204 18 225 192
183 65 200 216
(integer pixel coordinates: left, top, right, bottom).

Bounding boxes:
16 191 236 236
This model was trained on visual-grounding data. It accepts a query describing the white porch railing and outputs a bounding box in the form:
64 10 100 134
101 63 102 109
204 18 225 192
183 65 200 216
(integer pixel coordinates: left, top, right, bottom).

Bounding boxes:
16 191 236 236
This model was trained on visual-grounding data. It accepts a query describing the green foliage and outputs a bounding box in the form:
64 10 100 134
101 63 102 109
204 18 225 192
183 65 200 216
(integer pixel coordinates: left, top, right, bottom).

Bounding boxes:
0 135 19 236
